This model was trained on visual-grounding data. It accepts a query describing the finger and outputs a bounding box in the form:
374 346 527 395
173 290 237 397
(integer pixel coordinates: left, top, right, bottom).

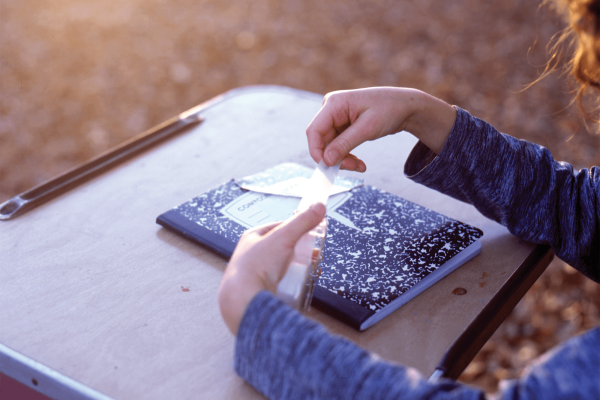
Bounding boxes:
340 155 367 172
307 117 346 163
323 111 378 166
306 124 332 163
268 203 327 248
307 95 352 164
248 221 282 236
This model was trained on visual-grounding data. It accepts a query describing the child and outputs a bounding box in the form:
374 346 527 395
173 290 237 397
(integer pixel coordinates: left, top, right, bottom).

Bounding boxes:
218 1 600 398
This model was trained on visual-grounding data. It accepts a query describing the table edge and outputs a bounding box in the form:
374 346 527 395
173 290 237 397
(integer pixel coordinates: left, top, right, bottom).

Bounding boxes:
432 244 554 379
0 343 113 400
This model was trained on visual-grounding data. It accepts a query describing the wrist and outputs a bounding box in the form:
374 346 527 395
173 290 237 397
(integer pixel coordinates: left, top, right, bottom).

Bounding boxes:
403 91 456 154
218 273 263 335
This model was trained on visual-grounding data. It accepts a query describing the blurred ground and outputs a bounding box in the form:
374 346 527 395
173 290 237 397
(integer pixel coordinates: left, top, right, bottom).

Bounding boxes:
1 0 599 394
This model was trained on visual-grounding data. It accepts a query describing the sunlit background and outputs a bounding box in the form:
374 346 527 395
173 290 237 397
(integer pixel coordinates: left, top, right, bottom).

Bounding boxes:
1 0 599 393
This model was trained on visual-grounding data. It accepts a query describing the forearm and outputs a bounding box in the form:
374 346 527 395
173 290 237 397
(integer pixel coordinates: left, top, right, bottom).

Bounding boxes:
235 291 484 400
236 291 600 399
405 107 600 281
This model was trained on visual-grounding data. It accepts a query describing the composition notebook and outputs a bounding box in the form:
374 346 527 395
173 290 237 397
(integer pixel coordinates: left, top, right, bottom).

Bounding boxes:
157 163 483 330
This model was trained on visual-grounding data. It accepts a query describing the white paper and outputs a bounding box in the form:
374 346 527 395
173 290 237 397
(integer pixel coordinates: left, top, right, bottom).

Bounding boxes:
241 176 352 198
221 161 361 231
220 191 354 229
297 160 340 211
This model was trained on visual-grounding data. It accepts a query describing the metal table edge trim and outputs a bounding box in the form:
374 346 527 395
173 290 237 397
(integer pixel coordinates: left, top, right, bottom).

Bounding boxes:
0 343 114 400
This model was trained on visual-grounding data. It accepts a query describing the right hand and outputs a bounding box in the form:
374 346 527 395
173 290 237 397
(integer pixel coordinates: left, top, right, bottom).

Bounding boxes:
218 203 327 335
306 87 457 172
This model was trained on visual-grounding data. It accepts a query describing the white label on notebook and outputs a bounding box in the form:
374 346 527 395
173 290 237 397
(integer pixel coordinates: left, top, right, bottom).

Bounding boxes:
220 191 358 230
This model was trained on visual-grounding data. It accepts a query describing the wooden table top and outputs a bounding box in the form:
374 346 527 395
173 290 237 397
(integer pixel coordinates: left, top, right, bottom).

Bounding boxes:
0 86 549 399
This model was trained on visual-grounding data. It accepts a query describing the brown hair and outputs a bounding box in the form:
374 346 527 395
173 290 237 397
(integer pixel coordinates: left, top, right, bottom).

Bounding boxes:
557 0 600 122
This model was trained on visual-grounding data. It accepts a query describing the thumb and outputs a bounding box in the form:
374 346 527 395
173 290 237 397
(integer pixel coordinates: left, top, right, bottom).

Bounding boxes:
323 110 377 166
270 203 327 248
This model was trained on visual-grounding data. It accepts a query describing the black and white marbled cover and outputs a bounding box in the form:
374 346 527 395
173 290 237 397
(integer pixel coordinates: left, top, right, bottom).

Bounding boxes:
168 180 248 245
157 164 483 322
318 185 482 312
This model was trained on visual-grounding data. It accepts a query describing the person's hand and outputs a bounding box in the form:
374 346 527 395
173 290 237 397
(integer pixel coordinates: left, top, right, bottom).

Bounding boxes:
306 87 457 172
218 203 327 335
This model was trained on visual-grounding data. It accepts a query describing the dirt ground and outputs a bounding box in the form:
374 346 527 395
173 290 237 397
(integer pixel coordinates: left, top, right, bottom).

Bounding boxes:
1 0 599 393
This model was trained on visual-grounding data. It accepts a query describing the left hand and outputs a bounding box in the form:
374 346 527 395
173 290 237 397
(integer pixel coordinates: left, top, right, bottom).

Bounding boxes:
218 203 327 335
306 87 456 172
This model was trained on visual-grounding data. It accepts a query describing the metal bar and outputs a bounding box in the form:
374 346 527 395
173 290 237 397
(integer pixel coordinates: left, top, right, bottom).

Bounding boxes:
0 343 114 400
0 109 204 221
428 244 554 381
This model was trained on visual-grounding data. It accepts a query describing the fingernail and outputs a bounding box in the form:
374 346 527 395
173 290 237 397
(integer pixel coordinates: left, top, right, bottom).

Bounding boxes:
326 150 339 165
310 202 325 212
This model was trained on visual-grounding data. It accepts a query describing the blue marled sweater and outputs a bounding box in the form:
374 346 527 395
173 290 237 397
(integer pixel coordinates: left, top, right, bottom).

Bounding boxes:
234 108 600 399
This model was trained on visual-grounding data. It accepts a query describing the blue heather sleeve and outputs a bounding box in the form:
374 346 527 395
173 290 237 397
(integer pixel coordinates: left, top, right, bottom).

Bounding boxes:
405 107 600 282
235 291 485 400
498 326 600 399
235 291 600 400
